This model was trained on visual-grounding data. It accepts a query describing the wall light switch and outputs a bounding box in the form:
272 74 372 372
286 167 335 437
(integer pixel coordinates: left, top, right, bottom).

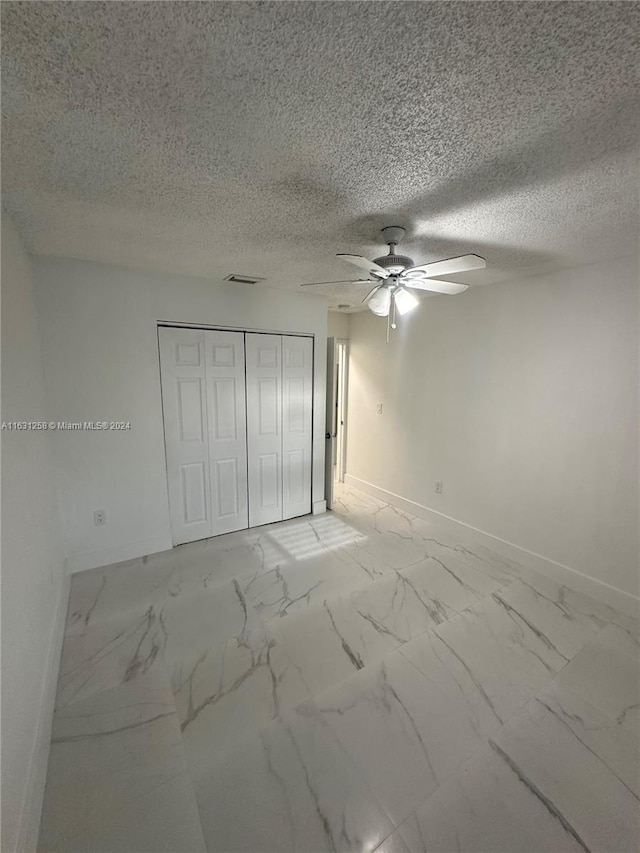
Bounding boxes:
94 509 106 526
376 403 383 414
434 481 443 495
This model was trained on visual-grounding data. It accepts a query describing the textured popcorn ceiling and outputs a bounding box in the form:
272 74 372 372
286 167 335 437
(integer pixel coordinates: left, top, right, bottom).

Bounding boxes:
2 1 639 310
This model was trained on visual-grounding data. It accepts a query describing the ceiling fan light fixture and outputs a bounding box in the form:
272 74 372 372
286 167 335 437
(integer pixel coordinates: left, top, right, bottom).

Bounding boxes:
367 287 391 316
394 287 419 315
327 230 485 340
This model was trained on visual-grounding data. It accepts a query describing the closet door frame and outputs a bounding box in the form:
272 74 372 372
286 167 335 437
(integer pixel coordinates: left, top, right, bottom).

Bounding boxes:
158 323 315 545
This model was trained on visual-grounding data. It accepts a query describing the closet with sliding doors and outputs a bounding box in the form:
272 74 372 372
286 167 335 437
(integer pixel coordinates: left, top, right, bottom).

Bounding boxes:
158 326 313 545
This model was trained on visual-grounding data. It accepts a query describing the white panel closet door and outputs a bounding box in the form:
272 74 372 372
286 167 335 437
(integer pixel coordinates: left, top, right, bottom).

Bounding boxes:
159 327 212 544
204 330 249 536
282 335 313 520
246 333 283 527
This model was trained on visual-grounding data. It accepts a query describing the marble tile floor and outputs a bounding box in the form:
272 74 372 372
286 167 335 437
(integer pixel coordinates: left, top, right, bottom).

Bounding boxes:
38 484 640 852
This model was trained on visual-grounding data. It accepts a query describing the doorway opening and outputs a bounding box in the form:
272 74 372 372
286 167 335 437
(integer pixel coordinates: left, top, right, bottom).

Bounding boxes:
335 339 348 485
325 337 349 510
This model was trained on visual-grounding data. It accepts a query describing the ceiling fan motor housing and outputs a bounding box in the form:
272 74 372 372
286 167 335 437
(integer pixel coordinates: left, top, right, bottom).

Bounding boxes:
373 253 415 274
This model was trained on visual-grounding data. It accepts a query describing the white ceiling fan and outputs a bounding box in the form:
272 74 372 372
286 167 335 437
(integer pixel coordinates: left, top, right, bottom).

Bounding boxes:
302 226 486 340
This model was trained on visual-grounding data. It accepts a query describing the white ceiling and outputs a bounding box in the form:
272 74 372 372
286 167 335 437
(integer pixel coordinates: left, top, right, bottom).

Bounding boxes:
2 1 638 310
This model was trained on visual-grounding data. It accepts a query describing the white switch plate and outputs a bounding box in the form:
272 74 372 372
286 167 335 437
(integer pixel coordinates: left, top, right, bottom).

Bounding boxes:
94 509 106 526
434 481 443 495
376 403 383 414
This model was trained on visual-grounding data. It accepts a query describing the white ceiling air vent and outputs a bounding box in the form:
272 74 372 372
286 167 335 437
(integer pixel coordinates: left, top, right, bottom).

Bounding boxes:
224 273 265 285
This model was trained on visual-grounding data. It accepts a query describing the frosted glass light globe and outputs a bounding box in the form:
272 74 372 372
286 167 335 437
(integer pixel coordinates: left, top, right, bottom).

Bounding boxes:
368 287 391 316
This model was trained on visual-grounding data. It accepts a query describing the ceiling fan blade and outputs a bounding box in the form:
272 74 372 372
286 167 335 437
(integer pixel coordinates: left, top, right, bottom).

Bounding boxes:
404 253 486 278
300 279 372 287
337 254 390 279
403 278 469 294
362 284 382 303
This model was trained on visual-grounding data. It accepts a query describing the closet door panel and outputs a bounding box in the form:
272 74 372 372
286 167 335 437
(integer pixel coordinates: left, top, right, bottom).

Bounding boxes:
159 327 212 544
246 334 283 526
282 335 313 520
205 330 249 536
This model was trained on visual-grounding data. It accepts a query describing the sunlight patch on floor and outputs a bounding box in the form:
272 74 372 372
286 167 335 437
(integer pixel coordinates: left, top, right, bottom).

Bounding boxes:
263 514 367 565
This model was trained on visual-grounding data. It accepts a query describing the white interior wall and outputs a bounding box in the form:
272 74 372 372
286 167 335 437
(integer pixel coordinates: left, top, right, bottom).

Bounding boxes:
346 256 639 609
327 311 350 340
1 214 68 852
34 257 328 572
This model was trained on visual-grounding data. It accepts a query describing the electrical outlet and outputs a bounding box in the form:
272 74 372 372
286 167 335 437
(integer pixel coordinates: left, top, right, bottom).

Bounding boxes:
94 509 106 526
376 403 383 414
434 481 443 495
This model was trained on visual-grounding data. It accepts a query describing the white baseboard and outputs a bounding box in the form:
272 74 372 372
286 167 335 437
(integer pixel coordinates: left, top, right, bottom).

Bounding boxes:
312 500 327 515
345 474 640 619
16 571 71 852
65 533 173 574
